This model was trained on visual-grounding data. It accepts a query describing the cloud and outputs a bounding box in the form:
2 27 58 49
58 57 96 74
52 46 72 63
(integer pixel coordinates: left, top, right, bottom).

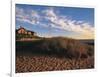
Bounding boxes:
16 7 24 16
16 7 40 25
43 8 94 39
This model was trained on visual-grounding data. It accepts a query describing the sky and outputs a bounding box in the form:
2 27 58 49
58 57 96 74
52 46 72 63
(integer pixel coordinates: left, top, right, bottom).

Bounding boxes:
16 4 94 39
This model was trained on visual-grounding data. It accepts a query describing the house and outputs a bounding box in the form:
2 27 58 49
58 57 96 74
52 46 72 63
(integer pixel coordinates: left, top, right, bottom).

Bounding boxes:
16 26 36 36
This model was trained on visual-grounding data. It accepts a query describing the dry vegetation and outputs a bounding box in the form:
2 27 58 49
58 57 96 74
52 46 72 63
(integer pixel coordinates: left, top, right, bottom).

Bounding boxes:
16 37 94 73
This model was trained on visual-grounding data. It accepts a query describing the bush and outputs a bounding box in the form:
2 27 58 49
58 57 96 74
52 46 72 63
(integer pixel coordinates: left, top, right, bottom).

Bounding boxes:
16 37 94 59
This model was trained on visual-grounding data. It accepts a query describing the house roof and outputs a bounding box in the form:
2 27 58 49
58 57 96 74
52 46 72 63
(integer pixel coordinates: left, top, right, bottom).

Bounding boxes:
16 26 36 34
27 30 36 33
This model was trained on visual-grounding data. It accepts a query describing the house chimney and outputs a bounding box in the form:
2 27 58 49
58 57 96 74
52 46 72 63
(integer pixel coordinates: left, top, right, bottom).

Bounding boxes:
20 26 23 28
20 26 21 28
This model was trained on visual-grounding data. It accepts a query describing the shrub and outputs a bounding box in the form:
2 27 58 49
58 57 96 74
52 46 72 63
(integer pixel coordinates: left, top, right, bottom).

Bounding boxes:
16 37 94 59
